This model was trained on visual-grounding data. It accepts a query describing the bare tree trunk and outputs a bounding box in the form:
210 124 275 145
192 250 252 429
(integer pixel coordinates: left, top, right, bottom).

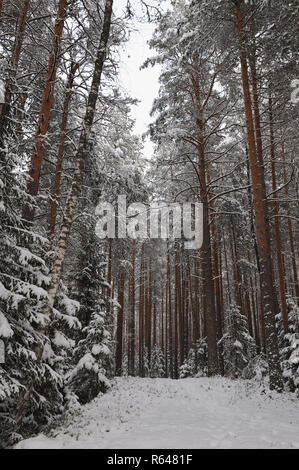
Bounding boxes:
269 92 288 331
139 247 145 377
234 0 282 391
115 269 124 376
193 255 200 342
128 240 135 376
23 0 68 222
147 262 152 367
167 243 173 378
189 70 219 374
153 297 157 347
174 245 180 378
48 61 79 241
161 287 165 352
281 141 299 305
165 271 169 377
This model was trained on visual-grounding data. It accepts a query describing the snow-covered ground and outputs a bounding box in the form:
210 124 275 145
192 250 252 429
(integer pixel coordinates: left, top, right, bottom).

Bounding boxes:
15 377 299 449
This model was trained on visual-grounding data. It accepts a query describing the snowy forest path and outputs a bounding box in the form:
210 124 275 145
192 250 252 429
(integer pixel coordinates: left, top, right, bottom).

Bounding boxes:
16 377 299 449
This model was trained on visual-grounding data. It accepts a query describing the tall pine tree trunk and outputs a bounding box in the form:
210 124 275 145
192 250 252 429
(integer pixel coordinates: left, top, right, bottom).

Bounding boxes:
0 0 30 137
234 0 282 391
269 92 288 331
190 67 219 375
115 269 124 376
139 247 145 377
281 141 299 305
23 0 68 222
128 240 136 376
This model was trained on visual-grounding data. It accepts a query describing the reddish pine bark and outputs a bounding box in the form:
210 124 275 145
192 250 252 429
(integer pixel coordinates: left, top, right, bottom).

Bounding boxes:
174 246 180 377
167 243 173 377
138 247 145 377
0 0 30 135
23 0 68 222
234 0 282 391
128 240 136 376
193 255 200 342
281 141 299 305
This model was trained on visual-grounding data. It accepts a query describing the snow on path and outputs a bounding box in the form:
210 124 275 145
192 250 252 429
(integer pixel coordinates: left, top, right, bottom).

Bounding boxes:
16 377 299 449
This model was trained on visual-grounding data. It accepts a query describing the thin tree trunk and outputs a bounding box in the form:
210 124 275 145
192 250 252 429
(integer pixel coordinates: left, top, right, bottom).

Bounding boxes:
139 247 145 377
269 92 288 331
128 240 135 375
174 245 180 378
115 270 125 376
193 255 200 342
165 269 169 377
48 61 79 240
167 243 173 378
234 0 282 391
281 141 299 305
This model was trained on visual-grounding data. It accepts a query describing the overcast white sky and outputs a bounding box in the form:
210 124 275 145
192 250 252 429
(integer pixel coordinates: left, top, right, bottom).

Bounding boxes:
118 22 160 159
116 1 165 159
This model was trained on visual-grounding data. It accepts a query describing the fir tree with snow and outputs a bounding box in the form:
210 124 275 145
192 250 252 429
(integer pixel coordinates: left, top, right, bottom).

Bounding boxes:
67 236 112 405
180 339 208 378
150 345 165 378
277 298 299 395
220 304 256 379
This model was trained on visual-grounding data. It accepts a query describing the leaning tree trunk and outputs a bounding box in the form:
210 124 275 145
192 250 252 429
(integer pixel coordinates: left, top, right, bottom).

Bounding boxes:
23 0 68 222
234 0 282 391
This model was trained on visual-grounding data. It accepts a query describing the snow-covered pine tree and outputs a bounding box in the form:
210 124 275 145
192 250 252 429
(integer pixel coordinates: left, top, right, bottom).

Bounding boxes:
179 339 208 378
0 133 80 445
220 303 256 378
277 298 299 395
67 235 112 405
179 348 196 378
150 345 165 378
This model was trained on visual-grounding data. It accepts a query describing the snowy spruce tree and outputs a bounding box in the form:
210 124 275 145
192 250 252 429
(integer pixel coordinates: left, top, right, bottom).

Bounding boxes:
67 235 113 405
220 304 256 378
180 339 208 378
150 345 165 378
0 134 80 445
277 298 299 395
